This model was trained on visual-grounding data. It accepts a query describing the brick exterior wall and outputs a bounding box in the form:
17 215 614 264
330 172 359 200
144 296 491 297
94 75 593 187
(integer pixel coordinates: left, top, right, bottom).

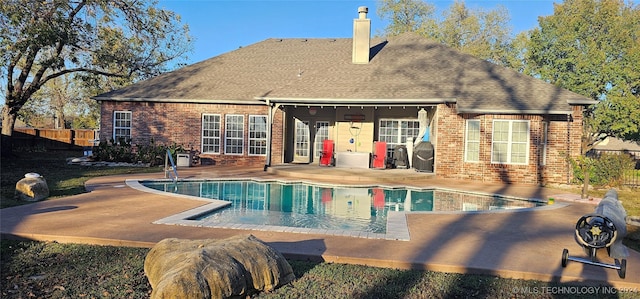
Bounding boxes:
434 103 583 185
99 101 284 167
100 100 584 185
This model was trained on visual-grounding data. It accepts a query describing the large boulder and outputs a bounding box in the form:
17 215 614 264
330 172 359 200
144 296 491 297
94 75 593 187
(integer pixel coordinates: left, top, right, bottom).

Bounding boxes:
15 173 49 201
144 234 295 299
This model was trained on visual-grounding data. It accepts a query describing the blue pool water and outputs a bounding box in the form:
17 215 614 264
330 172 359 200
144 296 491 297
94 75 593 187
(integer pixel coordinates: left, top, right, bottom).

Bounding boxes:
140 180 545 235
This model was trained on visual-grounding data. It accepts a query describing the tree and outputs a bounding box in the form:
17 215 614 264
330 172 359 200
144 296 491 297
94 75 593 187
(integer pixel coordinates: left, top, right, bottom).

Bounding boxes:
377 0 437 36
524 0 640 197
526 0 640 146
0 0 192 156
377 0 516 67
24 74 100 129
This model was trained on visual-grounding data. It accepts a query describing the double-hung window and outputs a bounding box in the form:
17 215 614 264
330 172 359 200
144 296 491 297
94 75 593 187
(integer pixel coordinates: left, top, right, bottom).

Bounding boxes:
225 114 244 155
465 120 481 162
248 115 267 156
202 114 221 154
113 111 132 144
491 120 529 164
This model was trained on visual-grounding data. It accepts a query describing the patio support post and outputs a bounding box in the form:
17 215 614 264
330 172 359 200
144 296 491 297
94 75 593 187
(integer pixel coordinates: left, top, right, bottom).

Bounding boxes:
264 101 273 171
264 101 280 171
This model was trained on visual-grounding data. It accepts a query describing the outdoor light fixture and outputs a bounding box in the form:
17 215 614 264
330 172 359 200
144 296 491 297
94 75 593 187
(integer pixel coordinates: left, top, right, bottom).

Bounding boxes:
309 107 317 115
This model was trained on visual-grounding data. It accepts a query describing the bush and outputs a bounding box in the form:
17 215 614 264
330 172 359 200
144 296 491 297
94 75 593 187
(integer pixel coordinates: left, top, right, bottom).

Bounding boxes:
136 139 167 166
593 153 636 186
93 139 186 166
94 139 135 163
570 152 635 187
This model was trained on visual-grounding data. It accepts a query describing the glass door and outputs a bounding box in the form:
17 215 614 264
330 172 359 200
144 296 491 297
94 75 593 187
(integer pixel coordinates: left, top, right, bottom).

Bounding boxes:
314 121 330 163
293 119 310 163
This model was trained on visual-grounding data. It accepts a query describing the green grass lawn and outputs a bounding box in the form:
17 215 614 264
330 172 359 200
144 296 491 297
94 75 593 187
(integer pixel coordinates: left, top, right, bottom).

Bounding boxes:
1 240 635 299
1 150 161 208
1 150 638 298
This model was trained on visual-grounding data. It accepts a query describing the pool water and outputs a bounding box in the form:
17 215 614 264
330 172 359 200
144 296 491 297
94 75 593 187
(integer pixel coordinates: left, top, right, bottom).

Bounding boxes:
140 180 545 235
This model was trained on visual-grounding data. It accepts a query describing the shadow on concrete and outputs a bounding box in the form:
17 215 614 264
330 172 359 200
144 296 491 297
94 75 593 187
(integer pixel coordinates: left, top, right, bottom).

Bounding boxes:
31 206 77 214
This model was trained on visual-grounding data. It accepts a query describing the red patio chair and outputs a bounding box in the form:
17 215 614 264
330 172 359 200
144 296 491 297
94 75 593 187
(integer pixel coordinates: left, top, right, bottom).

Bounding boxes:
372 141 387 169
319 139 335 166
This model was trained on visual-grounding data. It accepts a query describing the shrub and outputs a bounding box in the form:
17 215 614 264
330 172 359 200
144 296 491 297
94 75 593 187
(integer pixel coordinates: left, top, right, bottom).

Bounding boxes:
593 152 636 186
94 139 135 163
570 152 635 187
136 139 167 166
93 139 186 167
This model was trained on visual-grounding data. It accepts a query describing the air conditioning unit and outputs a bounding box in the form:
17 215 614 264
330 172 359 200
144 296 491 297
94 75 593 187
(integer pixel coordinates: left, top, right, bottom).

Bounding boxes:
177 154 191 167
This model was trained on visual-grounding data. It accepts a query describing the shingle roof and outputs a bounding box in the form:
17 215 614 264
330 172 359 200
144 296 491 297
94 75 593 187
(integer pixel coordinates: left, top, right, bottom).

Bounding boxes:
94 32 594 114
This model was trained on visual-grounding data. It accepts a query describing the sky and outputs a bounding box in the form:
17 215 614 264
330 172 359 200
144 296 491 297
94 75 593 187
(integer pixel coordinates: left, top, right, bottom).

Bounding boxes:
0 0 558 107
158 0 558 65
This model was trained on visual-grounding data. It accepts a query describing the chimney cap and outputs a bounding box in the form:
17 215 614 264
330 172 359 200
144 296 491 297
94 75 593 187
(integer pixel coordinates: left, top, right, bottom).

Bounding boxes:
358 6 368 19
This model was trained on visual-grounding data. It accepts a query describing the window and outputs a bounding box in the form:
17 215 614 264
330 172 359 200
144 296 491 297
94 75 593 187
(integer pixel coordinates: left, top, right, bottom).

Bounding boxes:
202 114 221 154
465 120 480 162
491 120 529 164
378 119 420 155
225 114 244 155
248 115 267 156
113 111 131 143
540 122 548 166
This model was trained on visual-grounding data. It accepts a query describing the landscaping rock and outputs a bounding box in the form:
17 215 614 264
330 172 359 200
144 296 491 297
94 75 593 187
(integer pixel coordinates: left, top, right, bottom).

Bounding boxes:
144 234 295 299
15 174 49 201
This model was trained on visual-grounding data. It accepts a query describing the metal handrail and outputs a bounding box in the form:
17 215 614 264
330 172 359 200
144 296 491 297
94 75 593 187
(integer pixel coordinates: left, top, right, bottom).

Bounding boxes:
164 149 178 182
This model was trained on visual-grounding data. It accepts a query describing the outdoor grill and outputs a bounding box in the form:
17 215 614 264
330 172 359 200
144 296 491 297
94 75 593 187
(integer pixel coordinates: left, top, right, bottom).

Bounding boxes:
561 189 628 278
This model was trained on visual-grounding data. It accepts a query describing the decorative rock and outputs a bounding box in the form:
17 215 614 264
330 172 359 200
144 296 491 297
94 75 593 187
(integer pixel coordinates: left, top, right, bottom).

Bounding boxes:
144 234 295 299
15 175 49 201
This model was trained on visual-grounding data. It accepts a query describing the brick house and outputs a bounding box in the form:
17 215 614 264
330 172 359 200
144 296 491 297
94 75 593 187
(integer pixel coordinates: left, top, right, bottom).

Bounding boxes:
94 7 594 185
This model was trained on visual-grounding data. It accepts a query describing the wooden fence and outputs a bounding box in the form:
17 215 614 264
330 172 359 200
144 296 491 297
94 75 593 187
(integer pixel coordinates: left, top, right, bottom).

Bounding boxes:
11 128 99 150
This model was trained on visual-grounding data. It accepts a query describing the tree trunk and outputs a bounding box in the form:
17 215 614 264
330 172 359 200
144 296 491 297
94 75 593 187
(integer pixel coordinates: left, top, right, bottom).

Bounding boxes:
581 163 590 199
1 106 17 157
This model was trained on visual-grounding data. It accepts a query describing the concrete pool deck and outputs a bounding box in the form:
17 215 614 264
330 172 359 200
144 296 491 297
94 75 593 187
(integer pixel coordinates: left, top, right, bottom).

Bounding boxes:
1 165 639 289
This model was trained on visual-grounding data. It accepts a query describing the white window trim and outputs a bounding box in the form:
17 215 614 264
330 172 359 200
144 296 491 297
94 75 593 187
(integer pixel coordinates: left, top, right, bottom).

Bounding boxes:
201 113 221 154
464 119 480 162
248 115 267 156
113 111 132 143
378 118 420 144
225 114 244 155
491 120 530 165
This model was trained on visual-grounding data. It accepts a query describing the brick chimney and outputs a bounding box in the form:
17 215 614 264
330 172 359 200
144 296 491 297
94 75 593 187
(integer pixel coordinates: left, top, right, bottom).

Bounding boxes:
352 6 370 64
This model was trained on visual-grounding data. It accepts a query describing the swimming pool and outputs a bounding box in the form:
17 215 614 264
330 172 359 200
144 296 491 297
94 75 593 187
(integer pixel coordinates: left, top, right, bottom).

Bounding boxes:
131 179 549 240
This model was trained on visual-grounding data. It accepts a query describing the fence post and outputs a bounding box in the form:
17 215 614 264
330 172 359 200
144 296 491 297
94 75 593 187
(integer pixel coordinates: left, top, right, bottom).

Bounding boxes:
70 129 76 149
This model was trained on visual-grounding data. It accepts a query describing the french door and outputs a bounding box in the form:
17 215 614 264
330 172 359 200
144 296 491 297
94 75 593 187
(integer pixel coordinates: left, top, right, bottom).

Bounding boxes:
293 119 310 163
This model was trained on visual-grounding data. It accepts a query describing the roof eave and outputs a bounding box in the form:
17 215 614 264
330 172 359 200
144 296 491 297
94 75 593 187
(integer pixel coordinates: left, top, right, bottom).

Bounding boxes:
92 97 264 105
256 97 456 106
456 108 573 115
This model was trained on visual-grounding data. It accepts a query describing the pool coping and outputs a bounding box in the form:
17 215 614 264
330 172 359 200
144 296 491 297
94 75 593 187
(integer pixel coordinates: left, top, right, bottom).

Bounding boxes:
125 178 568 241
